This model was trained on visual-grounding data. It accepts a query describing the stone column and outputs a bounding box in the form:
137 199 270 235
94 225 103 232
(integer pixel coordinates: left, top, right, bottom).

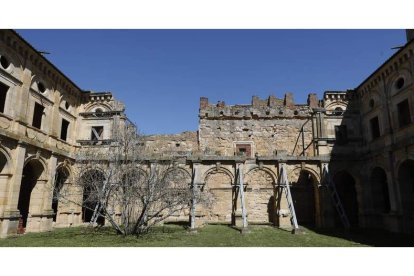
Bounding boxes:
0 141 26 237
35 153 58 232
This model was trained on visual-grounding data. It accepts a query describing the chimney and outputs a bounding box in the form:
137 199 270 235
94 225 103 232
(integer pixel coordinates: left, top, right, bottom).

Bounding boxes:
200 97 209 109
252 96 260 108
284 92 294 107
406 30 414 42
268 95 277 107
307 93 319 108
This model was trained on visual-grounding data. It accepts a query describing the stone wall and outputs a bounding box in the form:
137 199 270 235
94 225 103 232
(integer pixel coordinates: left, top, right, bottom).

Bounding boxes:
143 131 198 157
199 95 315 157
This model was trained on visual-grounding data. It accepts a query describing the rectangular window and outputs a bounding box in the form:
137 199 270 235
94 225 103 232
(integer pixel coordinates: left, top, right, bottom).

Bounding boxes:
91 126 104 141
60 119 70 141
397 99 411 128
334 125 348 145
370 116 381 140
0 82 8 113
32 102 44 129
235 144 252 157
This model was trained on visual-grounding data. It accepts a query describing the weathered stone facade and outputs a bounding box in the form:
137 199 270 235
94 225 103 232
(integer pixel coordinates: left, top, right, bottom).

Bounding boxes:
0 30 128 237
1 29 414 238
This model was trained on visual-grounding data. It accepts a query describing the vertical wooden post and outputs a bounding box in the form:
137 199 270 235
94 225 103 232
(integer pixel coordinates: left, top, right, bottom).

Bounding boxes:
301 126 305 156
190 167 196 230
238 163 248 229
279 163 299 231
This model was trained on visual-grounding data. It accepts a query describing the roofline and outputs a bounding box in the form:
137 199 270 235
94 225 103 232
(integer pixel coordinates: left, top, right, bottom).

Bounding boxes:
355 36 414 91
11 29 85 93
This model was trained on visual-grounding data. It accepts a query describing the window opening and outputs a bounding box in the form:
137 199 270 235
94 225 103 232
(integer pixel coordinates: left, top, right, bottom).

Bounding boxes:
32 102 44 129
60 119 69 141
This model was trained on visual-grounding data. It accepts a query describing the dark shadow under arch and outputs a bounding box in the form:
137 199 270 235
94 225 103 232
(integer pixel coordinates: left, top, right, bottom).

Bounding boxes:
398 160 414 215
17 160 44 229
370 167 390 213
290 170 317 227
81 169 106 225
333 171 359 227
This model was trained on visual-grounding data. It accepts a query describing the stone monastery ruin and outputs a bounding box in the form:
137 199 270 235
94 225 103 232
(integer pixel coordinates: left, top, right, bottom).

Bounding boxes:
1 29 414 237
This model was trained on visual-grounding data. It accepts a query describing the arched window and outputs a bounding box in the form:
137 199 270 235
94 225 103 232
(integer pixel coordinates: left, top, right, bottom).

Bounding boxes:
395 77 405 90
333 107 343 116
0 55 10 70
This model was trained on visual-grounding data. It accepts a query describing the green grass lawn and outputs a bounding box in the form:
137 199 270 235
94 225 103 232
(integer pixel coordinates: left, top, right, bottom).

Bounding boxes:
0 224 412 247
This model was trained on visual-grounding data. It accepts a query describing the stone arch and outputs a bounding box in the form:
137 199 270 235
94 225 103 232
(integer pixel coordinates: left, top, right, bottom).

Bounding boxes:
80 169 106 225
202 167 234 186
332 170 359 227
84 102 113 113
370 167 391 213
78 165 107 180
17 158 47 231
164 167 192 185
325 101 348 115
244 167 277 224
121 167 148 185
245 166 277 184
289 167 321 227
203 168 233 223
397 159 414 215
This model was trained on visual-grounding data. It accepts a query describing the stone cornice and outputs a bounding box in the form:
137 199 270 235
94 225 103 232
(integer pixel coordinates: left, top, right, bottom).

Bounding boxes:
0 30 85 99
357 41 414 95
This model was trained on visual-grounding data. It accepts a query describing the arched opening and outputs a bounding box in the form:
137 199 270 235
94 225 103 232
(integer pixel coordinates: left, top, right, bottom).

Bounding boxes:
398 160 414 215
204 170 233 224
17 160 44 230
290 170 318 227
52 167 70 222
333 107 344 116
245 168 276 224
370 167 390 213
163 169 191 222
333 171 359 227
81 170 105 225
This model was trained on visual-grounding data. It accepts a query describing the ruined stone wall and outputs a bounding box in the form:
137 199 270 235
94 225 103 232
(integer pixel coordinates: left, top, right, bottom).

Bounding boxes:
143 131 198 157
203 170 233 223
245 168 276 224
199 95 316 157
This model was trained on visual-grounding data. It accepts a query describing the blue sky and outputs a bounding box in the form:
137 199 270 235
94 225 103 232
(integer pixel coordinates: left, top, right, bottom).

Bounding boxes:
17 30 406 134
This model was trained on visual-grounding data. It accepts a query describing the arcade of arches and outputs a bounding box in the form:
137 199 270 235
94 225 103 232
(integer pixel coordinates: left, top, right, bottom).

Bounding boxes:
3 154 414 236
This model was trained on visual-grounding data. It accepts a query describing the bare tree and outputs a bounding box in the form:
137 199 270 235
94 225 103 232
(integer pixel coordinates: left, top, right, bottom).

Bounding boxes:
55 120 204 236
